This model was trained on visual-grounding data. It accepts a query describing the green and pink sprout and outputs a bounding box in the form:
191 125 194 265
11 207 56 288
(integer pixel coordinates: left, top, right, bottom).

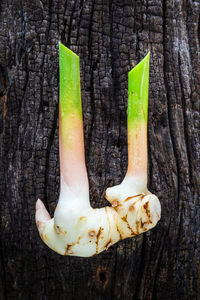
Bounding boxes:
35 43 161 257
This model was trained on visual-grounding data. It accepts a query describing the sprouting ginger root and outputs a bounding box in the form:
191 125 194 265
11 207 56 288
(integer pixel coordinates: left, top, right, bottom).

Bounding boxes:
35 43 161 257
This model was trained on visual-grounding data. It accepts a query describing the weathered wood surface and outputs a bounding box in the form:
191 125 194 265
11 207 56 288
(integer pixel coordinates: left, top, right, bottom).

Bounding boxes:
0 0 199 299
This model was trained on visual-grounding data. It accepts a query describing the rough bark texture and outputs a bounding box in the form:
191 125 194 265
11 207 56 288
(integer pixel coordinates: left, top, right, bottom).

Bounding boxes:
0 0 199 299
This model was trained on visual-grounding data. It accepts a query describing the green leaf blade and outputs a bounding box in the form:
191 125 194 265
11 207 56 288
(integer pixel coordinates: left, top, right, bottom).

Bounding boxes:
59 42 82 117
128 52 150 125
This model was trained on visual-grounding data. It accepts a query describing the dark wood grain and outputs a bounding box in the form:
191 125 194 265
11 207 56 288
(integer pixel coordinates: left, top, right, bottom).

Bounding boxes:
0 0 199 299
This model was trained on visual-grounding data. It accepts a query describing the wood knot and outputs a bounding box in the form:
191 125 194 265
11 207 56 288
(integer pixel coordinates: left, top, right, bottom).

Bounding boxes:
96 266 109 288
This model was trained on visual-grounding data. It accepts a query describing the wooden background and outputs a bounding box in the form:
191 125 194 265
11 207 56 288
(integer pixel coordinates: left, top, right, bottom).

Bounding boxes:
0 0 199 299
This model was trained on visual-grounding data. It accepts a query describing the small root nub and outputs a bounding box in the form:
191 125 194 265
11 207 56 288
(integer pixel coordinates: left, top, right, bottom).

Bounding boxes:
89 230 96 237
112 200 119 207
